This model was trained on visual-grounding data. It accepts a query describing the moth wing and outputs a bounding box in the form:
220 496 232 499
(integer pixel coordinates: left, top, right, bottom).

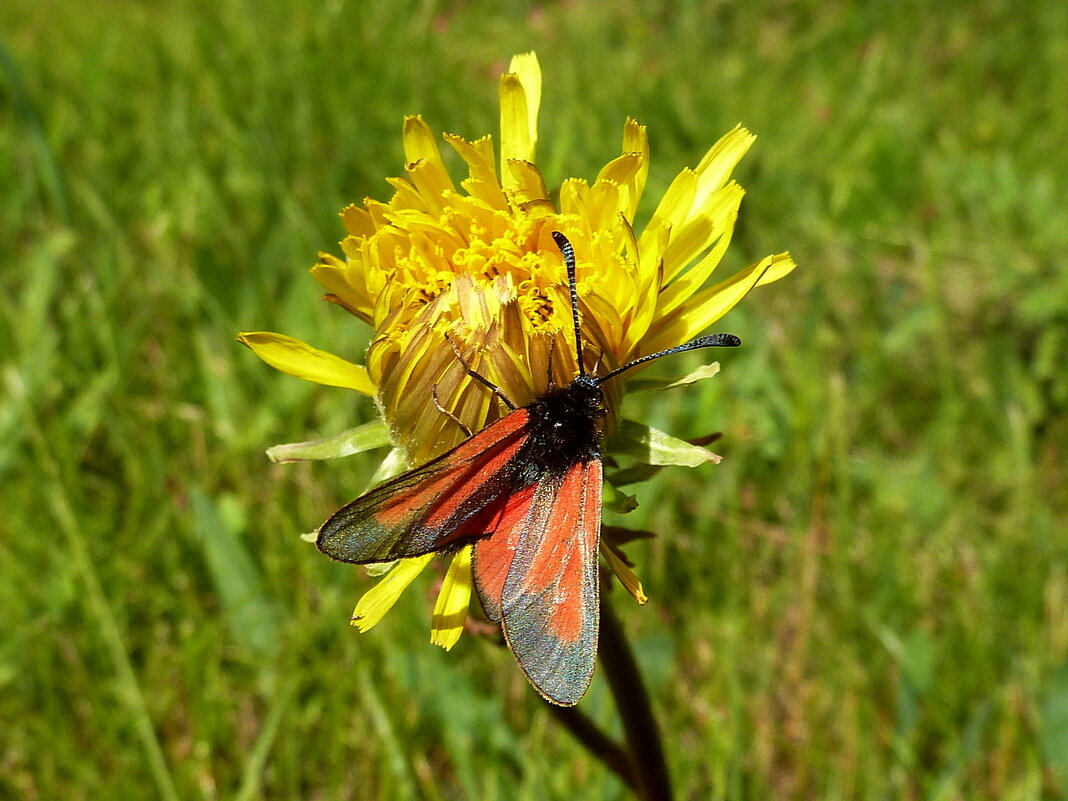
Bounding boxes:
316 409 531 564
470 481 540 622
474 458 602 706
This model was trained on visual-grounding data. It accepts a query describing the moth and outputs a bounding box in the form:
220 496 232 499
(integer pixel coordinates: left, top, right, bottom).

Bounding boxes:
317 231 740 705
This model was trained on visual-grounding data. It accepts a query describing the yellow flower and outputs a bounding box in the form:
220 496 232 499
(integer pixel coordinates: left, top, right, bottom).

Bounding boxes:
240 51 794 651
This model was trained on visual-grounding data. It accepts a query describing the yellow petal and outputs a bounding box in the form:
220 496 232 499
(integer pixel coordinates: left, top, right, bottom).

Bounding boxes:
557 177 590 217
310 257 374 322
660 182 744 286
589 157 643 233
754 251 797 286
509 51 541 155
430 547 474 651
644 169 696 238
620 118 650 219
350 554 435 633
403 116 456 211
587 179 623 233
384 176 427 212
445 133 497 185
595 152 644 189
637 126 755 287
651 252 794 347
637 169 695 282
504 159 549 205
600 542 648 605
364 198 392 228
691 125 756 211
445 134 508 209
237 331 374 395
402 115 444 166
499 73 534 186
340 204 375 237
654 192 743 319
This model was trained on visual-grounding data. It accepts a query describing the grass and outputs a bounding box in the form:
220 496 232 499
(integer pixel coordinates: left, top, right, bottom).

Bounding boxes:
2 0 1067 798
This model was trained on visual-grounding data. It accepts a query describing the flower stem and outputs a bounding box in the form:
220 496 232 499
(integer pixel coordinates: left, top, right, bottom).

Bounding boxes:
599 599 673 801
545 704 637 790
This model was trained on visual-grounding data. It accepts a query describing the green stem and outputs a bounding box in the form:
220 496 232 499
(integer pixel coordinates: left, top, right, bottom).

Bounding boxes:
599 599 673 801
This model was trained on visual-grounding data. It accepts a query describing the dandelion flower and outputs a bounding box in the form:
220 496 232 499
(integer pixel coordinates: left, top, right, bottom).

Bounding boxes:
240 51 794 661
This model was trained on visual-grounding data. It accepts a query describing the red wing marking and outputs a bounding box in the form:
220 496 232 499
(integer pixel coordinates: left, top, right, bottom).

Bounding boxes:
420 437 524 530
484 459 603 706
470 482 539 621
316 409 531 563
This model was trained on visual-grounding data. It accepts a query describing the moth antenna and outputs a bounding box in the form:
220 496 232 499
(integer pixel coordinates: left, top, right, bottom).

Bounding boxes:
596 333 742 385
551 231 586 377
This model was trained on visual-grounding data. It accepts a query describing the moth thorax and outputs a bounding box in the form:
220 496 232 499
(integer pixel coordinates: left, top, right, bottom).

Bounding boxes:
516 375 605 476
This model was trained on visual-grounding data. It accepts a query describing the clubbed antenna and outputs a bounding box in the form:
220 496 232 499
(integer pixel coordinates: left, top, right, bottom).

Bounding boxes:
596 333 742 385
551 231 586 377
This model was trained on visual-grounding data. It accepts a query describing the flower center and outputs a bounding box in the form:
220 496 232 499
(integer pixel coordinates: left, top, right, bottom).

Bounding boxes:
385 221 569 337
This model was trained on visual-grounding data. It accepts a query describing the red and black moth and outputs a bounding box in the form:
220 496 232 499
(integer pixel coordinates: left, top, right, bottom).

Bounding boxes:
316 231 741 706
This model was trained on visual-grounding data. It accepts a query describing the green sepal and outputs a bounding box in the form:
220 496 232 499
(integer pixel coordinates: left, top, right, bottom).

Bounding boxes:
365 447 409 489
606 418 723 468
603 480 639 514
266 419 391 463
607 462 664 487
622 361 722 394
364 561 397 578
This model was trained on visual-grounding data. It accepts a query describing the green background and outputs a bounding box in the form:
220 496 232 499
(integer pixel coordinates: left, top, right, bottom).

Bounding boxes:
3 1 1066 798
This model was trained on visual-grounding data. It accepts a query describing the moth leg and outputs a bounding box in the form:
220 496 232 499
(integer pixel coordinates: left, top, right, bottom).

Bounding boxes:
444 332 518 411
432 384 473 438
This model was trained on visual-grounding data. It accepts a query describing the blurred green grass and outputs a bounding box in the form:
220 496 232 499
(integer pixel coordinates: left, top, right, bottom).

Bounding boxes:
2 0 1066 798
